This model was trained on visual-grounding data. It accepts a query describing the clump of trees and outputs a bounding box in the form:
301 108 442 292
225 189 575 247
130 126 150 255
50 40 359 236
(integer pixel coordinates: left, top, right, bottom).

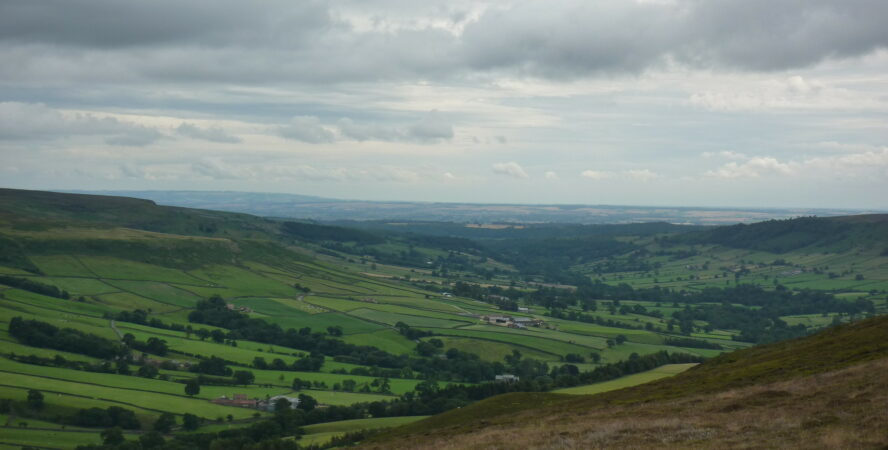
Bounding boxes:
9 317 125 360
0 275 69 299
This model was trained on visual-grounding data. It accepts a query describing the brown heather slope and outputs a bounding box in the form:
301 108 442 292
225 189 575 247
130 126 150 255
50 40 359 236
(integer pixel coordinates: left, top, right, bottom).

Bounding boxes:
362 316 888 449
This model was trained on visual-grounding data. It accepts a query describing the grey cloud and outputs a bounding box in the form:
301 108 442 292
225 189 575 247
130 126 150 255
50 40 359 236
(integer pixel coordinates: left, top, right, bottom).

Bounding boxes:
338 111 453 143
278 116 336 144
407 110 454 141
176 123 241 143
104 128 163 147
0 0 331 49
0 101 163 146
2 1 885 86
190 159 245 180
337 118 403 142
461 0 888 76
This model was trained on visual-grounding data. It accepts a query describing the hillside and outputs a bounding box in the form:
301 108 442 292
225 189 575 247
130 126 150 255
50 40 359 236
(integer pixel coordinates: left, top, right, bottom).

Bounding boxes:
362 315 888 449
0 188 885 448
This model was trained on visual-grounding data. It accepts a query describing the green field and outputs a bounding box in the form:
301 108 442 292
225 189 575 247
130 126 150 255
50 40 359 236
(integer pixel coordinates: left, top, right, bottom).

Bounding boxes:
552 363 698 395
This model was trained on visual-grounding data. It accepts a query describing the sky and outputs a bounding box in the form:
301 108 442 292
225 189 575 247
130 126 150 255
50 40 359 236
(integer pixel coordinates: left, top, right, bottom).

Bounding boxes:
1 0 887 209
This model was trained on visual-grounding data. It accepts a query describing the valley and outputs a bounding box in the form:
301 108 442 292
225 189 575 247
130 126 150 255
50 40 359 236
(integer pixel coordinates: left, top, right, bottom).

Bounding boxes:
0 188 885 449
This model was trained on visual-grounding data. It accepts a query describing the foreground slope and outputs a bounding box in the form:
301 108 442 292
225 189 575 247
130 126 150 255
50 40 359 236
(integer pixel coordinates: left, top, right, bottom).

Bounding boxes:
363 315 888 449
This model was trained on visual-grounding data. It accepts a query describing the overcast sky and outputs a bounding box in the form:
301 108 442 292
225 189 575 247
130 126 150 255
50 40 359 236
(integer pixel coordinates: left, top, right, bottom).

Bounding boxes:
1 0 887 209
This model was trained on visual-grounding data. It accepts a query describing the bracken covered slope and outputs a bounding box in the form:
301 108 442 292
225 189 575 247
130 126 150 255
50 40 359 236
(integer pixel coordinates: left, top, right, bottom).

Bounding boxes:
362 315 888 449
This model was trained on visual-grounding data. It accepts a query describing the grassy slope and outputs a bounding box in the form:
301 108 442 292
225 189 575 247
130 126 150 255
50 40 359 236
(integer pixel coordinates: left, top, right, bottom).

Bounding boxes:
363 315 888 448
551 363 697 395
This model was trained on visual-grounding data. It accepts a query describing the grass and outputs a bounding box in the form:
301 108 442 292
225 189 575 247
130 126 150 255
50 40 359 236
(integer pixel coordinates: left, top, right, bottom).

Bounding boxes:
340 329 416 354
552 363 697 395
348 308 468 328
426 327 593 357
427 336 553 362
297 389 395 406
0 370 260 420
107 280 202 307
0 428 103 448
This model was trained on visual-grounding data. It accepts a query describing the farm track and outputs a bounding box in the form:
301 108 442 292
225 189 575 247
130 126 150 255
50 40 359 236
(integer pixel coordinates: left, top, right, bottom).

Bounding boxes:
109 319 123 340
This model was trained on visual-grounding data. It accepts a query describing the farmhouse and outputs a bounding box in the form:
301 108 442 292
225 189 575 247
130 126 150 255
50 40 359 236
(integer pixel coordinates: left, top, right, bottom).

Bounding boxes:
212 394 258 408
495 374 520 383
226 303 253 313
483 315 511 324
513 317 543 327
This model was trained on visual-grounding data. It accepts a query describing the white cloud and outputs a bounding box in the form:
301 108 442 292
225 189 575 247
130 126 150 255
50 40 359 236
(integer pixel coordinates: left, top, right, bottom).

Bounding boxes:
689 75 885 112
703 149 888 180
492 161 529 179
580 170 611 180
705 157 794 179
702 151 748 160
580 169 658 181
544 171 559 180
624 169 659 182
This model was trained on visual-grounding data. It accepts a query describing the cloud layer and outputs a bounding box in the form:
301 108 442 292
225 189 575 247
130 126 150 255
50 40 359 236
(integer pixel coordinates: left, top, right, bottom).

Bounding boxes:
2 0 887 85
1 1 887 209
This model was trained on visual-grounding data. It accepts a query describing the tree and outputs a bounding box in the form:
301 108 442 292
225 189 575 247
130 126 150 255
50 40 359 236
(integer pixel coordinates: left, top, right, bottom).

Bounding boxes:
415 341 437 357
210 329 226 343
564 353 585 363
292 377 311 391
153 412 176 433
378 377 391 394
139 431 165 449
101 427 125 445
184 378 201 397
233 370 255 386
138 365 159 378
296 394 317 412
273 397 291 412
182 413 201 431
26 389 43 410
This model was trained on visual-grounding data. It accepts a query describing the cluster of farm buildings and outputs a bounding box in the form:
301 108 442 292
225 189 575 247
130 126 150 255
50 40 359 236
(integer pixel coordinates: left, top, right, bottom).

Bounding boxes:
212 394 300 411
481 315 544 329
226 303 253 313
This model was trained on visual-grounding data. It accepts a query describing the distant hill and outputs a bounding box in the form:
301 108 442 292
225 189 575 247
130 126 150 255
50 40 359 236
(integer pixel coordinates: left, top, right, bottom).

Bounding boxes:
362 315 888 448
68 189 879 225
675 214 888 253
